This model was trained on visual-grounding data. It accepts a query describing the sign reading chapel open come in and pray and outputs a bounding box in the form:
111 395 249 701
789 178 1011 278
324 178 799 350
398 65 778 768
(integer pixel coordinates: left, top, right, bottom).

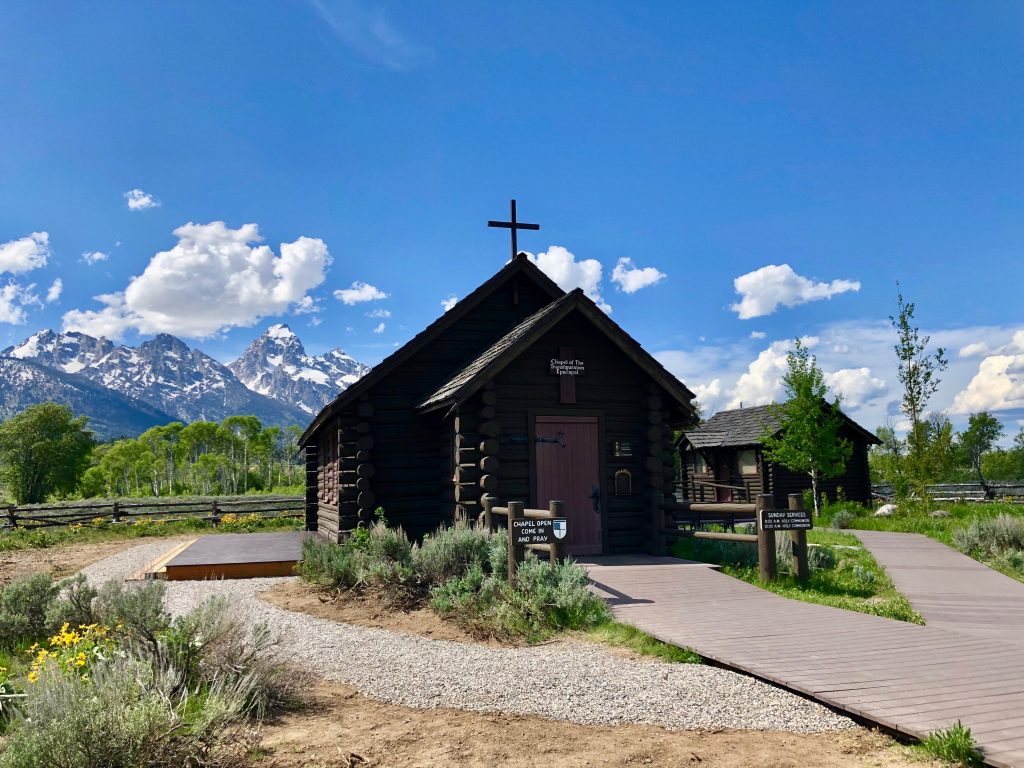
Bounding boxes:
760 508 814 531
511 518 568 545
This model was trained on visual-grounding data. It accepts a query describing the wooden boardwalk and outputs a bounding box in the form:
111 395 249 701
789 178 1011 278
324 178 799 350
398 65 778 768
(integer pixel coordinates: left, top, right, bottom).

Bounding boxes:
854 530 1024 645
582 556 1024 768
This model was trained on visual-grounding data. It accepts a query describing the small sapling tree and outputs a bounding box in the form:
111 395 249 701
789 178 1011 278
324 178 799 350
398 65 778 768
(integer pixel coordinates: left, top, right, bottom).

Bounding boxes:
959 411 1003 496
890 285 948 495
762 339 852 518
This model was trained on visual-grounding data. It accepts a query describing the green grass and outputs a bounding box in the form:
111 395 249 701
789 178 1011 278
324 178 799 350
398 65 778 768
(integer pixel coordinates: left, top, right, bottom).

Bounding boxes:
824 500 1024 583
914 721 984 767
585 621 702 664
671 535 923 624
0 514 301 553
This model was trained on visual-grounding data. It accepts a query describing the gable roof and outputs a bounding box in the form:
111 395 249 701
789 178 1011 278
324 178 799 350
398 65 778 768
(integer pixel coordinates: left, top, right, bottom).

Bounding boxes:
680 403 880 450
300 254 564 445
418 288 697 414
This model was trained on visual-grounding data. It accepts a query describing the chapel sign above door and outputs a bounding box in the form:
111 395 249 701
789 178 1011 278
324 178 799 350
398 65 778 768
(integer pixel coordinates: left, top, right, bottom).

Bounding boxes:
549 347 584 404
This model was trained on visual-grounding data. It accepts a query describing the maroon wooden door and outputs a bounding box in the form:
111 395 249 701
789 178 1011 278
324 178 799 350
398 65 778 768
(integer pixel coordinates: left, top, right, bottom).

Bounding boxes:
715 457 733 502
534 416 602 556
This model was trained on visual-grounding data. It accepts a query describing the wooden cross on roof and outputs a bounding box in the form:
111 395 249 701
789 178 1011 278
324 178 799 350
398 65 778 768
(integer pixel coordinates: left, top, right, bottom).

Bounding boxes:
488 199 540 260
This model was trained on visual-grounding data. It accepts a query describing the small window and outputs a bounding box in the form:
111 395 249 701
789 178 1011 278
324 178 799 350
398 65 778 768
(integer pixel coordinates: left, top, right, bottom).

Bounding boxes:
738 449 758 476
694 453 709 475
614 469 633 496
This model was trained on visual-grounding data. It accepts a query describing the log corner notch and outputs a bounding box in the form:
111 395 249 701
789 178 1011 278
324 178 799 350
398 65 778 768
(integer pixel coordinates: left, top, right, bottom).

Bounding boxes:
304 445 318 532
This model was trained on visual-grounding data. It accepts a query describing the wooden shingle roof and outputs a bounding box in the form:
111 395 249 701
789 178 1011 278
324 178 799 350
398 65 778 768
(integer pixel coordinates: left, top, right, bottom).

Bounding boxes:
681 403 880 449
418 288 697 414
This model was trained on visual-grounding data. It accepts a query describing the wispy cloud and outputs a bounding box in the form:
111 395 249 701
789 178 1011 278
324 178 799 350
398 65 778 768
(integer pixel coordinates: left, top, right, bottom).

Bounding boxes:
310 0 432 70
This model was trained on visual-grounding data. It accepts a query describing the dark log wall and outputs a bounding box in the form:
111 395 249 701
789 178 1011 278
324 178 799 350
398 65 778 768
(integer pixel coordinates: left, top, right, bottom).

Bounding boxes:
767 433 873 506
488 312 683 554
318 275 556 542
681 421 874 508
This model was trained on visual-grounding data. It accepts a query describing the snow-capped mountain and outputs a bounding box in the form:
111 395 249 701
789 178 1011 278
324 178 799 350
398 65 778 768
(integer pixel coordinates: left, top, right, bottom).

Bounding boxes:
227 324 369 415
0 357 176 440
2 330 309 428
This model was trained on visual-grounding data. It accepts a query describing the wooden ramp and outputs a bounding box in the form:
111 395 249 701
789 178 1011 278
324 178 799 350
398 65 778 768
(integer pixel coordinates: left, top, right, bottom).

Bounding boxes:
583 556 1024 768
854 530 1024 646
147 532 310 580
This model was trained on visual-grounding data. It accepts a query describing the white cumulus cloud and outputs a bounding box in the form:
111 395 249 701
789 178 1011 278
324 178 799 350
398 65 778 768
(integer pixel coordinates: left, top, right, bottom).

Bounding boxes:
730 264 860 319
366 308 391 318
373 321 386 334
62 221 330 338
441 295 458 312
334 281 388 305
0 283 41 325
81 251 109 266
0 232 50 275
727 341 790 408
610 257 666 294
45 278 63 304
124 188 160 210
959 341 990 358
824 367 887 408
750 331 766 340
525 246 609 312
952 332 1024 414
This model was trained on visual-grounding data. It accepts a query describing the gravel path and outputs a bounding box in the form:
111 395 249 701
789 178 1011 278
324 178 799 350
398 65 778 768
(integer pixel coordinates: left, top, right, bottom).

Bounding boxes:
80 540 854 733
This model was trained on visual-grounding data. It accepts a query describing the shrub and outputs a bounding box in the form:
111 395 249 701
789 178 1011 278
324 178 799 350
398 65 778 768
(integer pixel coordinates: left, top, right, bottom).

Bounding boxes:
808 545 838 571
0 655 252 768
94 580 170 647
431 553 610 641
953 514 1024 567
919 721 983 768
851 564 878 587
413 522 491 586
831 509 856 529
161 596 301 719
0 575 60 649
44 574 98 632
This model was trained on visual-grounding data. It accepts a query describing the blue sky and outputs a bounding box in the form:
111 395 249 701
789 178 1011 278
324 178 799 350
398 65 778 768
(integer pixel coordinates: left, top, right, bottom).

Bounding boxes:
1 1 1022 435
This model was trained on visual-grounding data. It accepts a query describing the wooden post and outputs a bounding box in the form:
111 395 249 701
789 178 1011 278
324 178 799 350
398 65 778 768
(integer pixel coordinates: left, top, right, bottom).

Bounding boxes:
757 494 777 583
789 493 809 585
6 505 16 530
111 501 121 524
548 500 564 566
507 501 523 584
650 492 666 556
211 499 220 527
482 494 495 532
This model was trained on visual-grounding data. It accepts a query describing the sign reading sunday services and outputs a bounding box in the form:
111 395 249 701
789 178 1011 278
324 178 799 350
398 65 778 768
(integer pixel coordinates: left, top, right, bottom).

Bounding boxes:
760 508 814 531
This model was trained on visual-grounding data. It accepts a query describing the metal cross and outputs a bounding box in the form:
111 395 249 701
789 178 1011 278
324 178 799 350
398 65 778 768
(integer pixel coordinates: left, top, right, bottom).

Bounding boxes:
487 199 540 260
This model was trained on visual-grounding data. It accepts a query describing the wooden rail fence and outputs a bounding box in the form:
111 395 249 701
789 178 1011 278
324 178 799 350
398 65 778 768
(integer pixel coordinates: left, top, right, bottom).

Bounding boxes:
481 494 562 583
1 495 304 531
660 493 810 584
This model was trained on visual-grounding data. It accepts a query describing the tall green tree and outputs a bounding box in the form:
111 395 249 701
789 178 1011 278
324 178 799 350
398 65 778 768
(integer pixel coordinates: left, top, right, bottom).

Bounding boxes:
959 411 1004 494
890 285 948 493
0 403 95 504
761 339 852 517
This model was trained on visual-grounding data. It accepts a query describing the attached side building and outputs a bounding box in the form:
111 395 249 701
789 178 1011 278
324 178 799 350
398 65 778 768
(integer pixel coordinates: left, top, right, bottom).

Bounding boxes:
677 404 880 507
301 254 697 556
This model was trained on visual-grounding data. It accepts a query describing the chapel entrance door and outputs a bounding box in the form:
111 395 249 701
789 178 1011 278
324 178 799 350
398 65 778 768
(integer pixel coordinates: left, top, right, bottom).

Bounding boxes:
534 416 602 556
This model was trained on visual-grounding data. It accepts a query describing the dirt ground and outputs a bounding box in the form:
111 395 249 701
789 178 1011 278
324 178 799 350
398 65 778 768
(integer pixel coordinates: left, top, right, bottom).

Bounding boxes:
257 682 928 768
260 580 494 645
0 535 191 586
2 538 932 767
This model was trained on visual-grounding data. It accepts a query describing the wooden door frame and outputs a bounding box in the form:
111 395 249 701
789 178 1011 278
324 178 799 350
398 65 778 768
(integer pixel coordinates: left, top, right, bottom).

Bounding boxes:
527 408 608 555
